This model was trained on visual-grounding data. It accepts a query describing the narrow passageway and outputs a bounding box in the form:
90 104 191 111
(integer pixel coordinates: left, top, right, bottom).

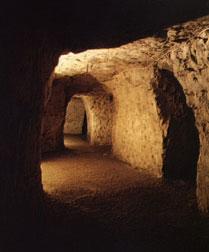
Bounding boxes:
41 135 209 252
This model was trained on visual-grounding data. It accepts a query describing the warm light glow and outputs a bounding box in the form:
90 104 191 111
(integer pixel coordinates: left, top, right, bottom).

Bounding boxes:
54 48 111 77
54 36 163 79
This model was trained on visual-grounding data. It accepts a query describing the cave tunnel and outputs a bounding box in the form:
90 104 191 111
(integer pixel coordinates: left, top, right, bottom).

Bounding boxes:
64 96 87 138
63 96 88 148
40 48 207 252
154 70 200 183
1 1 209 251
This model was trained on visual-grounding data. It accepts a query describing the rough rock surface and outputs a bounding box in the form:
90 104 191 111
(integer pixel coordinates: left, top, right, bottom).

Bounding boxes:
50 16 209 212
42 81 67 153
64 97 85 135
83 94 113 145
162 20 209 212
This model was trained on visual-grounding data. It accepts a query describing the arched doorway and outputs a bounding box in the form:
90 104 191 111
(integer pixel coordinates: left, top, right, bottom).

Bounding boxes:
64 96 87 139
154 69 200 182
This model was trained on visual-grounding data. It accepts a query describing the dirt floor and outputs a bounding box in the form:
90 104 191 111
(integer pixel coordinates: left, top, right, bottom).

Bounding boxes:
39 135 209 252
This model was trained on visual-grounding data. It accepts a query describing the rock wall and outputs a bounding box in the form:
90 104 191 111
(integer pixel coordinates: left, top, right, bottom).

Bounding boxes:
64 97 85 135
41 80 67 153
82 94 113 145
0 32 61 241
109 67 164 176
159 25 209 212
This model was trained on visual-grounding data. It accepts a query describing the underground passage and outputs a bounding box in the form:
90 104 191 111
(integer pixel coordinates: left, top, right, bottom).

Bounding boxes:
64 96 88 139
1 1 209 252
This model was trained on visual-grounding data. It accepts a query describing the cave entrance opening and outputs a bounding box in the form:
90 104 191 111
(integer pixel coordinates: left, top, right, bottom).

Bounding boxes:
155 70 200 183
63 95 88 151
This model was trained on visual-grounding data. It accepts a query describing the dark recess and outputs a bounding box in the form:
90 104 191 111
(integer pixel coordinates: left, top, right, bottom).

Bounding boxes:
82 112 88 139
153 69 200 182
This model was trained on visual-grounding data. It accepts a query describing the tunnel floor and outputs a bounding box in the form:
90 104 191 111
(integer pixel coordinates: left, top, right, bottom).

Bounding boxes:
40 135 209 252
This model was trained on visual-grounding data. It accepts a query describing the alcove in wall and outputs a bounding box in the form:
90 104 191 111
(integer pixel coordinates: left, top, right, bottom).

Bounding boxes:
153 69 200 183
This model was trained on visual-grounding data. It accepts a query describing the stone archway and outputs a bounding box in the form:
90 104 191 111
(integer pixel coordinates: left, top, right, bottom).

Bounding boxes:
153 69 200 182
41 74 114 153
64 96 87 137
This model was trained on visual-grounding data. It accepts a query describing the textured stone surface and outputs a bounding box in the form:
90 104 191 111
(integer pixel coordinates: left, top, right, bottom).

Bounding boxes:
109 67 163 176
64 97 85 135
83 94 113 146
41 81 67 153
161 22 209 212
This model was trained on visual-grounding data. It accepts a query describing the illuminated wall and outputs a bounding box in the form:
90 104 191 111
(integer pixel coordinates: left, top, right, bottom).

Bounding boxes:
110 67 164 177
64 97 85 135
83 94 113 146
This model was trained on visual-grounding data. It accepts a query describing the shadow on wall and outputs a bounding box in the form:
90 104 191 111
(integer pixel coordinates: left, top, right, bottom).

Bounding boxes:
153 69 200 182
82 112 88 139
